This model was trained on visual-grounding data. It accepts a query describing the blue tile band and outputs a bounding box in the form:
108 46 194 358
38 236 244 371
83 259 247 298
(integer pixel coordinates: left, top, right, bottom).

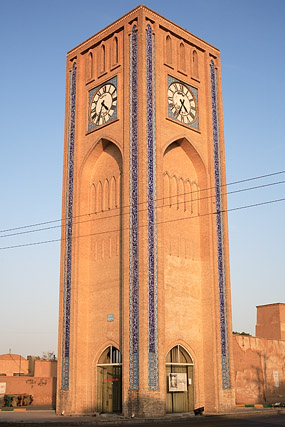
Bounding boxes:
61 62 77 390
129 25 139 390
146 24 159 390
210 60 230 390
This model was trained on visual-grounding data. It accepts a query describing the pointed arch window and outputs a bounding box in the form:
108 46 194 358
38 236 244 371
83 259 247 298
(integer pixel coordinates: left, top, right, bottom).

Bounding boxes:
112 36 119 66
100 43 106 74
179 42 186 72
192 49 199 79
165 35 172 65
86 50 93 81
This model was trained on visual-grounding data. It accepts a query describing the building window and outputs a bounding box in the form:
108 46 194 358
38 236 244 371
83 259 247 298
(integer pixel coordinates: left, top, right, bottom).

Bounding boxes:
86 51 93 81
112 36 119 66
100 44 106 74
179 42 186 72
192 50 199 79
165 35 172 65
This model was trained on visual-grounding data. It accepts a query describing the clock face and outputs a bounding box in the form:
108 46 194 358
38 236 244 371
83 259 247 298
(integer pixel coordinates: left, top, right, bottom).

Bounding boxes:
89 83 117 126
168 82 197 124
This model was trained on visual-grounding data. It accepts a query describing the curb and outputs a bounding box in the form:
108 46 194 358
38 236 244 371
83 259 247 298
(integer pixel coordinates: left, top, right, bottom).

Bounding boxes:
1 407 26 412
236 404 281 408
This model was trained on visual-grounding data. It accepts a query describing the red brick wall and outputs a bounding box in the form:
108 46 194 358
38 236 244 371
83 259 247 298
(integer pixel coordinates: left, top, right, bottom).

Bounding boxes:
233 334 285 404
0 376 56 408
34 360 57 378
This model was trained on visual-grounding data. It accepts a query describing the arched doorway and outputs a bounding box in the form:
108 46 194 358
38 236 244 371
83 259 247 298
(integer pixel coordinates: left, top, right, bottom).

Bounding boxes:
166 345 194 413
97 346 122 413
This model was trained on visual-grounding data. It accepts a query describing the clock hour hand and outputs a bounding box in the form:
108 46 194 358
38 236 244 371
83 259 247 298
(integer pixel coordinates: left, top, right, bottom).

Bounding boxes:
101 100 109 111
179 98 188 114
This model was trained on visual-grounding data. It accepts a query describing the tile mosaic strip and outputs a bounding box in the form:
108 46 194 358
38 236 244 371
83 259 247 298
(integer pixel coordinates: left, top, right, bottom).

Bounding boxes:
129 25 139 390
210 60 230 390
61 62 77 390
146 24 159 390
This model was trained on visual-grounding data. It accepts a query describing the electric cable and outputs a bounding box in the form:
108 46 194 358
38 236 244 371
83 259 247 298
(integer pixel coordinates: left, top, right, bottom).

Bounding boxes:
0 170 284 236
0 179 284 239
0 196 284 251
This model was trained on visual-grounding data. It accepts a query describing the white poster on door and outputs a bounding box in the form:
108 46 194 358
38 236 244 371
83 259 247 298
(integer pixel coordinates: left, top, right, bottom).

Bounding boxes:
273 371 279 388
168 373 187 392
0 382 6 394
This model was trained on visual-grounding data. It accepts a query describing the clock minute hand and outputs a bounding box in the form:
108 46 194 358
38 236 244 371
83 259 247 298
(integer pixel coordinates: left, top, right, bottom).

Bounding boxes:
96 105 103 124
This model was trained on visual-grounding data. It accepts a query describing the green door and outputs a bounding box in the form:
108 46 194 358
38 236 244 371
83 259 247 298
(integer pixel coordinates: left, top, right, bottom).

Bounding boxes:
97 346 122 413
166 345 194 413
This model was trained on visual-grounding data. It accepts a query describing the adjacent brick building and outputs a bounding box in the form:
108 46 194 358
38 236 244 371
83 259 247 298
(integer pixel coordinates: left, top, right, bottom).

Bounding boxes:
234 303 285 405
0 356 57 407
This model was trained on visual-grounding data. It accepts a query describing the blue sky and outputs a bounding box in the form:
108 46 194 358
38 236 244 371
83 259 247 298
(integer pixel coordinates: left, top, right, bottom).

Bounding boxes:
0 0 284 357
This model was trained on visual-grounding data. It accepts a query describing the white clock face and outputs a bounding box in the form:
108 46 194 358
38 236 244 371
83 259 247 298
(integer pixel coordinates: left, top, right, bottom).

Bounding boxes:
168 82 197 124
90 83 117 126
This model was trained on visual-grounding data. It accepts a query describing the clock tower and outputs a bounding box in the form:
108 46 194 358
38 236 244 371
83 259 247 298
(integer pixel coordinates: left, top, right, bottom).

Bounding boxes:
57 5 235 417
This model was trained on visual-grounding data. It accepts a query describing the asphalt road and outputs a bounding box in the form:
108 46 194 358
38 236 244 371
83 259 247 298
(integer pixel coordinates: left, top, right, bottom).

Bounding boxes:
0 410 285 426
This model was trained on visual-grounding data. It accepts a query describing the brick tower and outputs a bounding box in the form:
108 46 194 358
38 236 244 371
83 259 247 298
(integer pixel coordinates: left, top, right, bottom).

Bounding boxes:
57 5 235 417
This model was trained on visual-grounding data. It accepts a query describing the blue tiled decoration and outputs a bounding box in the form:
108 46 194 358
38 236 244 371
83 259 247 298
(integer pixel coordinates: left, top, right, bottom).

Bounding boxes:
146 24 159 390
88 76 117 131
167 75 199 130
129 25 139 390
61 61 77 390
210 60 231 390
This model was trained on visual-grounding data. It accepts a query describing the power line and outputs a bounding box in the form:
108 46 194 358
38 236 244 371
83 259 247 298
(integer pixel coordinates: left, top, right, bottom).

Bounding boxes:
1 170 284 236
0 179 284 239
0 197 284 251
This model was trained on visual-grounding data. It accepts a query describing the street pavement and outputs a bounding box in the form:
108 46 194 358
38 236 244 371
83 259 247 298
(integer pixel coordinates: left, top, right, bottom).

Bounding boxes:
0 409 284 426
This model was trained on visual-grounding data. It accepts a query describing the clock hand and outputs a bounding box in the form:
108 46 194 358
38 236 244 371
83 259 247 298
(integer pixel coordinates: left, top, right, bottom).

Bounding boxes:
101 100 109 111
96 105 103 124
180 98 188 113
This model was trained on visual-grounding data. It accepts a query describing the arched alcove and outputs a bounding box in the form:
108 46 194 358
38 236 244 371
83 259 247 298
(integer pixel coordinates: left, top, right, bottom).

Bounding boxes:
78 139 123 414
162 139 208 386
